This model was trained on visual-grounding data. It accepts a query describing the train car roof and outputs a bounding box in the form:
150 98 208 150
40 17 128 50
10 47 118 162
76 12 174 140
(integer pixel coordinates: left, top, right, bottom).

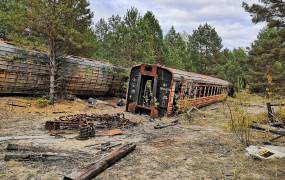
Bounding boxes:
0 40 127 71
166 67 230 86
132 64 230 86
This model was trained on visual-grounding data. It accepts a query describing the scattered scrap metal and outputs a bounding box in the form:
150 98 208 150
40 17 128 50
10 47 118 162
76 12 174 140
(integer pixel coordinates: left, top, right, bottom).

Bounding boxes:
45 113 137 139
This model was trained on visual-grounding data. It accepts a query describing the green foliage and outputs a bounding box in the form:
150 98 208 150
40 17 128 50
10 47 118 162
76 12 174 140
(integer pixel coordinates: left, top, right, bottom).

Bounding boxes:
93 8 165 66
219 48 248 90
0 0 11 40
1 0 95 55
246 28 285 94
1 0 95 102
93 10 251 93
188 23 223 74
35 98 49 107
7 2 284 98
243 0 285 28
243 0 285 96
164 26 189 70
140 11 165 64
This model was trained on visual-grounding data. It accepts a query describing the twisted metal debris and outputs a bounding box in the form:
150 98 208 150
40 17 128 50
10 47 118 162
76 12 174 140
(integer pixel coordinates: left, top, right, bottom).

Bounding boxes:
45 113 137 139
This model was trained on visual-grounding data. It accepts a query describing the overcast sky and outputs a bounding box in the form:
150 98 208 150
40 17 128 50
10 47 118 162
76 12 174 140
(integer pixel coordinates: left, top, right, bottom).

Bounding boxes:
90 0 266 49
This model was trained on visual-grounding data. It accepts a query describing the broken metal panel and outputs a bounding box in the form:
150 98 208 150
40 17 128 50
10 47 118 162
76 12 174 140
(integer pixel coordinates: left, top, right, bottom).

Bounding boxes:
126 66 141 109
156 67 172 115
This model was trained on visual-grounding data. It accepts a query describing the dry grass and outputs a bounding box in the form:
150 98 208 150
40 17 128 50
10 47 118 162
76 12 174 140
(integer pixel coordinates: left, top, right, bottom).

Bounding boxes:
225 102 251 145
229 91 267 105
225 91 285 146
1 94 285 179
276 107 285 121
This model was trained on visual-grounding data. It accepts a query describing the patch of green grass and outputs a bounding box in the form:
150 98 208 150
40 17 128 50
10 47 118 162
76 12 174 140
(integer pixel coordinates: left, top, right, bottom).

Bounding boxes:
34 98 49 107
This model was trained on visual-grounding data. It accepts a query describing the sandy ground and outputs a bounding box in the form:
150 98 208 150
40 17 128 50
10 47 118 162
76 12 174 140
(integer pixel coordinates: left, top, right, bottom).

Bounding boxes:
0 95 285 180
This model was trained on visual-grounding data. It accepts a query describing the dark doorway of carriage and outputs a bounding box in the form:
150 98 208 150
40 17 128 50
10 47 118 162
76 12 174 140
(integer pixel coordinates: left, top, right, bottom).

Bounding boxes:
138 75 154 107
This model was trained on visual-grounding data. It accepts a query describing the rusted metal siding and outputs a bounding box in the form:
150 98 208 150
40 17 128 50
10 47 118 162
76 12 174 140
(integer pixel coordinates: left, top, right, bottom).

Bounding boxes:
176 94 227 113
0 42 127 96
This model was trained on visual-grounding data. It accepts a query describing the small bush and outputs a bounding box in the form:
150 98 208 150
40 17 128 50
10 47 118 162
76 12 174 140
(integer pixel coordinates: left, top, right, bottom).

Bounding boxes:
35 98 49 107
276 107 285 121
226 102 252 146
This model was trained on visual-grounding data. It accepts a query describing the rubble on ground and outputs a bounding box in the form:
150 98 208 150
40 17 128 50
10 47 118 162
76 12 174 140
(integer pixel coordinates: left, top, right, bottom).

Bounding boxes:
45 113 137 139
246 145 285 160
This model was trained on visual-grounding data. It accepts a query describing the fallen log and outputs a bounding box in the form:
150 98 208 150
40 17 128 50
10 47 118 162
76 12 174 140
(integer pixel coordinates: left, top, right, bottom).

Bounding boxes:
270 134 285 142
4 153 68 161
6 143 47 152
250 123 285 135
64 143 136 180
154 120 178 129
6 143 92 157
0 135 55 142
270 103 285 107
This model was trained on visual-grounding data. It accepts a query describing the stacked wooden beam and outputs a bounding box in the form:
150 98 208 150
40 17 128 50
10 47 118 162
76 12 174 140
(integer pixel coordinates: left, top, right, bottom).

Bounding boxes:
0 41 127 96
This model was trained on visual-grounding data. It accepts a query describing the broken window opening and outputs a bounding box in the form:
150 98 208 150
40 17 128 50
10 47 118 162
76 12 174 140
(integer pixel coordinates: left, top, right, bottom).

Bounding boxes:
138 75 154 107
172 81 183 113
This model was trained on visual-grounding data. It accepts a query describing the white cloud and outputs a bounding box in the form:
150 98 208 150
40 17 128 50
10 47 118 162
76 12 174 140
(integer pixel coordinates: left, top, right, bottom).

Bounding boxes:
89 0 266 49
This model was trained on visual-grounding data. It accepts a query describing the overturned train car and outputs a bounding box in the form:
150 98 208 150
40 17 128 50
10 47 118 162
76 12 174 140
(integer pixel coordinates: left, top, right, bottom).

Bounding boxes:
0 41 127 96
126 64 230 117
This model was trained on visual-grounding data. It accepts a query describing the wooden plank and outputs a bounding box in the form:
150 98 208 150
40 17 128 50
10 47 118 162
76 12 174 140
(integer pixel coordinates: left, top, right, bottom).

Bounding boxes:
64 143 136 180
251 123 285 135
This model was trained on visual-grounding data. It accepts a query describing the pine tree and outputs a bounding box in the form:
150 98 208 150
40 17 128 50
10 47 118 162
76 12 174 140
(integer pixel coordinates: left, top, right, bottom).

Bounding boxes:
219 48 247 90
246 28 285 94
243 0 285 95
188 23 223 74
2 0 94 103
164 26 188 69
123 7 143 62
243 0 285 28
140 11 165 64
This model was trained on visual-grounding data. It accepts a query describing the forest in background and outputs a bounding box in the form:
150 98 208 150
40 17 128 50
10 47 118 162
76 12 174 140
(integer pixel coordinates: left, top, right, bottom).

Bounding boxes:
0 0 284 97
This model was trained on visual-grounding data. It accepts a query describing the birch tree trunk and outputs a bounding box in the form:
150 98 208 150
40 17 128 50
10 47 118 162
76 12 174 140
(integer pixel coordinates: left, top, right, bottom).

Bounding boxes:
49 39 56 104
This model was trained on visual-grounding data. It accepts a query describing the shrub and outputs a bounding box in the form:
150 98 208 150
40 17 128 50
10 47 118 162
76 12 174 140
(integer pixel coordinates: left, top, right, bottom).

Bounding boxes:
35 98 49 107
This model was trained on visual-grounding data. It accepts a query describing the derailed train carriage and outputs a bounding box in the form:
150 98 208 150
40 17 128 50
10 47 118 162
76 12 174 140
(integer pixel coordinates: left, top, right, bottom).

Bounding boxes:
0 41 127 96
126 64 230 117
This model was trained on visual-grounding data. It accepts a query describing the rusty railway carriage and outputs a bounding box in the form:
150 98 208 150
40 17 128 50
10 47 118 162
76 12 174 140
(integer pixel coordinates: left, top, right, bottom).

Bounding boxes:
0 41 127 96
126 64 230 118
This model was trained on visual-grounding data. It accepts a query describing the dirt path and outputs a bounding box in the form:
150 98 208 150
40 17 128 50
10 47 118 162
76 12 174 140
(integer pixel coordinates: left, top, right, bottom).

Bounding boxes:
0 97 284 179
